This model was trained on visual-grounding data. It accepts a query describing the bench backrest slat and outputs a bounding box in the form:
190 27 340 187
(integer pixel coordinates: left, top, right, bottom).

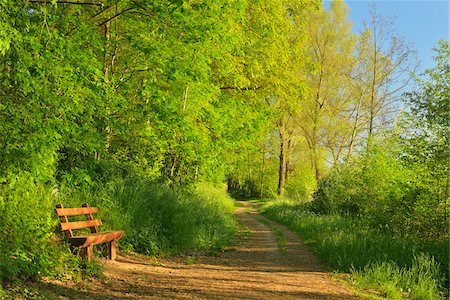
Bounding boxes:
60 219 102 231
56 207 98 217
82 203 98 233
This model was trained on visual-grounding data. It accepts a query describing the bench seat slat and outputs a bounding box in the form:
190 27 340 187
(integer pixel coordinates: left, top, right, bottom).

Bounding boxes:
70 230 124 248
60 219 102 231
56 207 98 216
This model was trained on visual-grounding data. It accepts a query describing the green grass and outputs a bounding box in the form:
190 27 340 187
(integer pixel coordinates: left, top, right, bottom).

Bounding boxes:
352 254 445 299
261 200 448 299
90 179 238 256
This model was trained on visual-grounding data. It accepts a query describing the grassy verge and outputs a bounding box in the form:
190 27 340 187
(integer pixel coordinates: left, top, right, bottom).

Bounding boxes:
261 200 448 300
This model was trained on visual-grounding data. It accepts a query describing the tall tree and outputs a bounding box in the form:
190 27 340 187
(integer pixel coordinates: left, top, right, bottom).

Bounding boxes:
0 1 106 182
300 0 356 180
355 3 417 149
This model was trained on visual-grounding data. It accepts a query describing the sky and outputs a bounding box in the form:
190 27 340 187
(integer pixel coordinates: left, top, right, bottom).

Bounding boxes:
325 0 449 73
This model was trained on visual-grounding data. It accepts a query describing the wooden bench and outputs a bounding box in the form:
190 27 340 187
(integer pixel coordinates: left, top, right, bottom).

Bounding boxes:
55 203 124 261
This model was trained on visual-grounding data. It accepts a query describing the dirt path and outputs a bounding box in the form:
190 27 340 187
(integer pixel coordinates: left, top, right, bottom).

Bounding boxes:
43 202 360 299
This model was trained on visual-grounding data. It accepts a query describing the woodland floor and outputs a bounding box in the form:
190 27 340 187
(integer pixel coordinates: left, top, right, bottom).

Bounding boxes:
36 201 362 299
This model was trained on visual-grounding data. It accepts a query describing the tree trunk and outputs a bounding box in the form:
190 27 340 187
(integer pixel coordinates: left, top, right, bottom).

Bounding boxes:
311 122 321 182
103 21 110 83
278 136 286 196
95 20 111 160
260 147 266 198
313 147 321 181
367 7 377 152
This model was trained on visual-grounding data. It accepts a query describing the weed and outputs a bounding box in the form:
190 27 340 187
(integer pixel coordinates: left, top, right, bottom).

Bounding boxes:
82 259 103 279
184 256 197 265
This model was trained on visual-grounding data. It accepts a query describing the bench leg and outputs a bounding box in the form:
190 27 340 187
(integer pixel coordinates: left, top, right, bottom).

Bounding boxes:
86 245 94 262
109 241 117 260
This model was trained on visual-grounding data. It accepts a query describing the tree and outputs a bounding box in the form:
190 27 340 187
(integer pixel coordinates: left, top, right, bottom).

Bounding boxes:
300 0 356 181
219 0 318 196
0 1 106 182
355 3 417 149
402 40 450 202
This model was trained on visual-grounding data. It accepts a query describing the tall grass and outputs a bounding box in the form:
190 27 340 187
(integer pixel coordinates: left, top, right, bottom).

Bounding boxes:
84 179 237 255
352 254 445 299
261 201 448 299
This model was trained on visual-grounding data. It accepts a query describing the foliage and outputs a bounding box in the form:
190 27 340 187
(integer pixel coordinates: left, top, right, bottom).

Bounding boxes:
300 0 356 180
401 39 450 204
311 42 450 239
312 140 448 239
0 173 82 283
0 2 105 183
0 0 278 284
284 162 316 202
0 174 236 283
0 0 447 292
261 201 448 299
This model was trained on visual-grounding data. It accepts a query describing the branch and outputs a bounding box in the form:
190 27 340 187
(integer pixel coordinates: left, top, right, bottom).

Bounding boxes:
91 2 118 18
115 68 154 89
97 6 134 26
28 0 103 6
220 86 261 91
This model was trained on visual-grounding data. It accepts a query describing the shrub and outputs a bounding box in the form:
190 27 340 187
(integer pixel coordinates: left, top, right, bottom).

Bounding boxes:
0 173 80 283
312 142 449 239
284 167 316 203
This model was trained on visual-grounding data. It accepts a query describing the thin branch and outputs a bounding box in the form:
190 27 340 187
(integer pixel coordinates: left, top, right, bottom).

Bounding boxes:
220 86 261 91
115 68 154 89
97 6 134 26
91 2 118 18
29 0 103 6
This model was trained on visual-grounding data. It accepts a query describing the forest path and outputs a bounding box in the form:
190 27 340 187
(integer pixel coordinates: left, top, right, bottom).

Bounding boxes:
46 201 360 299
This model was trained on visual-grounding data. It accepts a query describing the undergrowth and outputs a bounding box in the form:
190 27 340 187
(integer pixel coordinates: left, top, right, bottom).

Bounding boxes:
261 200 448 299
0 173 236 285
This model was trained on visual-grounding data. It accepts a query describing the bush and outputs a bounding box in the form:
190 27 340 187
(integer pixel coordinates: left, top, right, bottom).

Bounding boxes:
312 143 449 239
313 145 409 216
284 167 316 203
0 173 81 283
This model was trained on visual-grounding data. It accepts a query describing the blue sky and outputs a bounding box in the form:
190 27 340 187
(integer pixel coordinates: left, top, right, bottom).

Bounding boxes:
325 0 449 73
